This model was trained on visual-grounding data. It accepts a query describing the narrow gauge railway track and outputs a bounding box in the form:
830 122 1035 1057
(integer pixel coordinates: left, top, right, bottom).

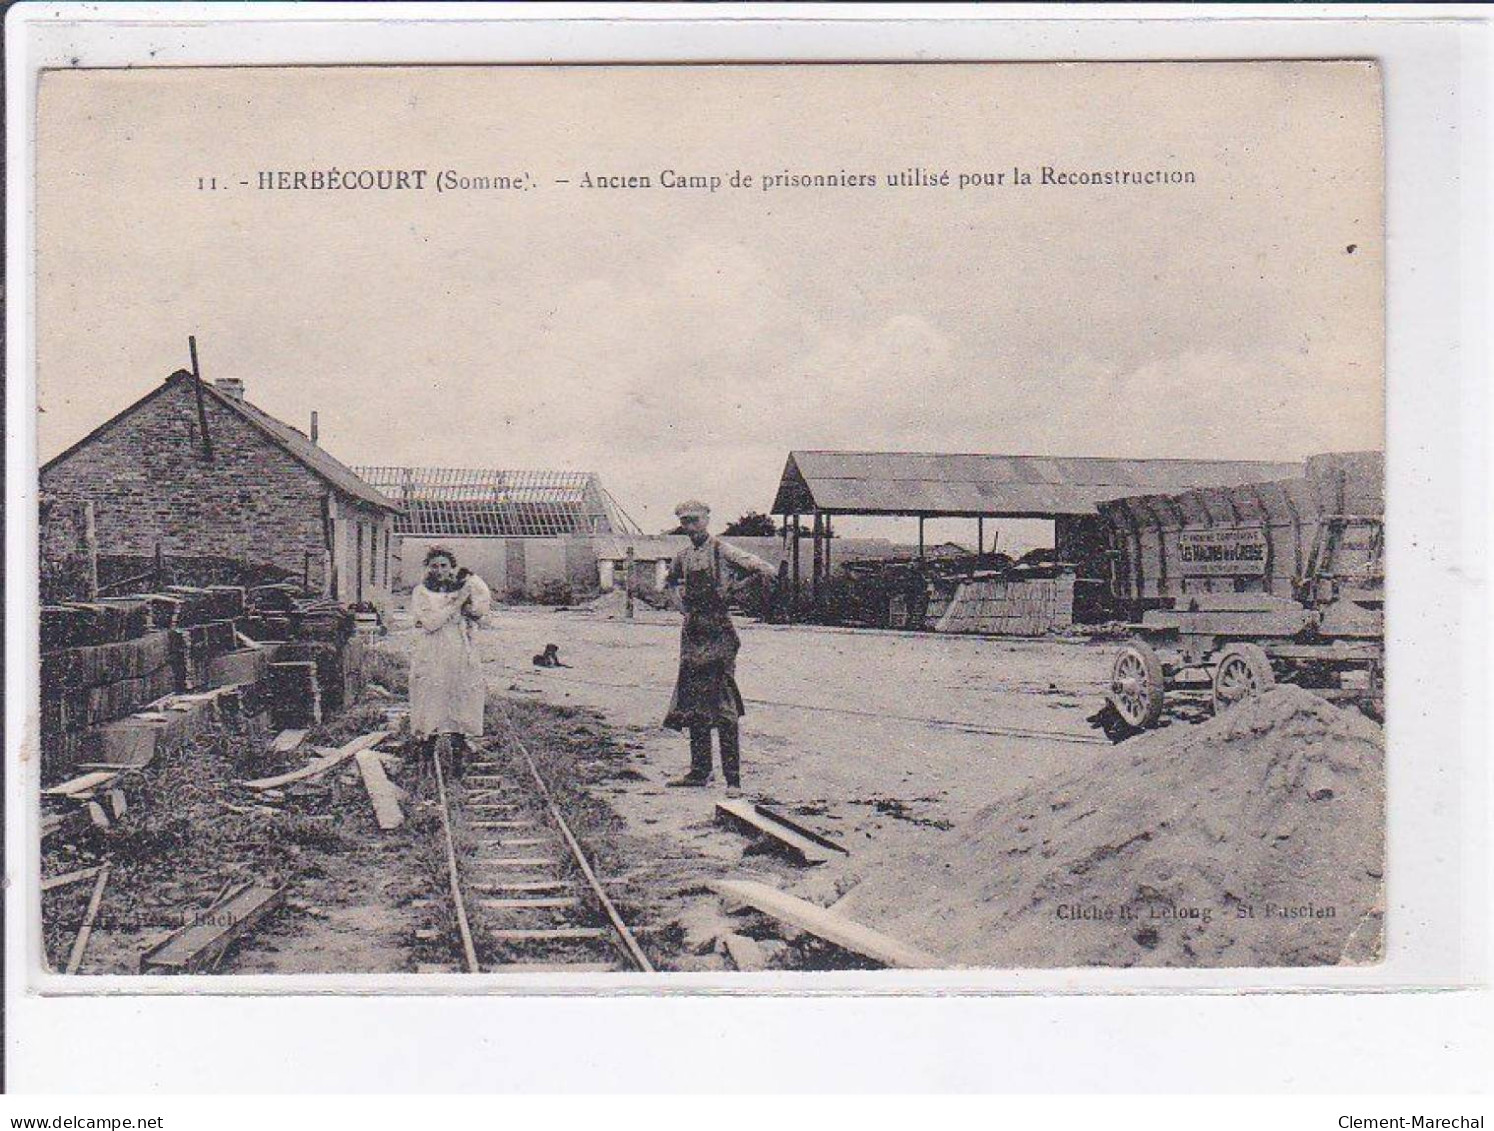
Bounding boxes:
489 661 1109 747
431 708 653 975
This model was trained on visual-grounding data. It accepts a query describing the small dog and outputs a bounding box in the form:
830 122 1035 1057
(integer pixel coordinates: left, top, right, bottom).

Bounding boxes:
532 643 569 668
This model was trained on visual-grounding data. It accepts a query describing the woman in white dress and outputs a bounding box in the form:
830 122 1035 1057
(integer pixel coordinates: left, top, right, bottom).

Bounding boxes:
409 546 491 774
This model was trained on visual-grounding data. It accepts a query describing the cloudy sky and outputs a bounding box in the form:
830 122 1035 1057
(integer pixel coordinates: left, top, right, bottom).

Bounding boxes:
38 63 1383 538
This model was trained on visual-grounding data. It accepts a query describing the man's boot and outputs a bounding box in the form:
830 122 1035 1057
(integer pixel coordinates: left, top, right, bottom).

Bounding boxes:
720 721 742 798
668 726 715 787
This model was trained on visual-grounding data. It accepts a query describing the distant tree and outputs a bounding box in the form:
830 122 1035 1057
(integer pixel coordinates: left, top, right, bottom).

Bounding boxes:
722 511 779 537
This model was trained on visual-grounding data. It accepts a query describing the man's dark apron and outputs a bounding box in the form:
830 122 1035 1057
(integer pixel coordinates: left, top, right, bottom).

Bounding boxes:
663 542 746 730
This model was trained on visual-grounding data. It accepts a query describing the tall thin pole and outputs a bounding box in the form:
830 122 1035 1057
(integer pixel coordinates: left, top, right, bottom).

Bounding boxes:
624 545 635 620
189 335 213 460
824 514 833 585
791 514 801 622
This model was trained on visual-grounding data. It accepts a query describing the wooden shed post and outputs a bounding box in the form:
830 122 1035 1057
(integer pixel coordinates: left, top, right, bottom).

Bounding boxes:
624 545 635 620
790 514 801 622
918 516 925 559
811 512 824 605
977 516 985 558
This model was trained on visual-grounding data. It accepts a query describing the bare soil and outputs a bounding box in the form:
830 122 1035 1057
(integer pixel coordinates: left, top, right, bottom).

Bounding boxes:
837 686 1385 967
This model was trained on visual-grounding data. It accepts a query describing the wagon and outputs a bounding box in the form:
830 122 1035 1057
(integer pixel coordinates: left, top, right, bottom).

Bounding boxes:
1098 454 1384 729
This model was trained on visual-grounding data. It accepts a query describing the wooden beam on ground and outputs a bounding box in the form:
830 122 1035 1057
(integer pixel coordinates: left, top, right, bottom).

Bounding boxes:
64 865 111 974
751 802 850 856
354 748 405 830
42 864 105 893
139 882 285 974
239 731 389 790
715 799 833 866
269 729 309 755
711 879 941 969
43 771 119 799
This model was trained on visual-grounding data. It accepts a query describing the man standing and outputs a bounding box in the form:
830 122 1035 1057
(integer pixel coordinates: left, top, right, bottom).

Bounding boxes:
410 547 491 775
662 501 777 797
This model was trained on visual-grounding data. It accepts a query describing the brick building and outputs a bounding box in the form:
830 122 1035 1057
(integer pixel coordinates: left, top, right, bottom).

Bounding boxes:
41 370 400 610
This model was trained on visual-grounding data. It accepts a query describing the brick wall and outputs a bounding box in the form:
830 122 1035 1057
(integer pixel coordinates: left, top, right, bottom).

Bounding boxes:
42 380 333 589
39 495 97 603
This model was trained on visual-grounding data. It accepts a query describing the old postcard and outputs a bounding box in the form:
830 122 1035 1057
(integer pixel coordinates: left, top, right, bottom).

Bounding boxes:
30 61 1385 981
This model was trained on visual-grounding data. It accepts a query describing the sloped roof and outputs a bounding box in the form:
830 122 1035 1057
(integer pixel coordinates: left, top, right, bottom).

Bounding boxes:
771 450 1305 518
354 467 639 537
44 370 399 513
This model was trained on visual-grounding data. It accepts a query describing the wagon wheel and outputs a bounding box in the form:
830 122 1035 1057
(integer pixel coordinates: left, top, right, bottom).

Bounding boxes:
1110 640 1165 729
1211 643 1275 715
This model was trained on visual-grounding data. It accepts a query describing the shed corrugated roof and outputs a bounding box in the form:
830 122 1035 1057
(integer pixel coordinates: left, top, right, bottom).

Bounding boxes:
772 450 1305 517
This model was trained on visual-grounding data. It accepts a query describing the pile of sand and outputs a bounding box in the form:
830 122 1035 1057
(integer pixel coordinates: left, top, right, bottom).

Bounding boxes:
837 687 1385 968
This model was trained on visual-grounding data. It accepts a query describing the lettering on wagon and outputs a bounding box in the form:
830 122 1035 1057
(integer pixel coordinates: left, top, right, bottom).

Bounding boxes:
1177 528 1269 577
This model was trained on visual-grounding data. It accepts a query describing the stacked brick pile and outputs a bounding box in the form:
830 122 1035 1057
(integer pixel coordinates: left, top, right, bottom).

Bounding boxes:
41 586 248 779
40 583 368 783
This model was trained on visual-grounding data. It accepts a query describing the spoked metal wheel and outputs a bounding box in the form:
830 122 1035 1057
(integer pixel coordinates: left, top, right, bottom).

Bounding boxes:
1110 639 1166 729
1211 643 1275 715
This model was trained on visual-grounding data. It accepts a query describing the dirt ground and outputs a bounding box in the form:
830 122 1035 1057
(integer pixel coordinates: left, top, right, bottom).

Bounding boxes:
44 596 1378 974
383 598 1125 969
41 698 433 976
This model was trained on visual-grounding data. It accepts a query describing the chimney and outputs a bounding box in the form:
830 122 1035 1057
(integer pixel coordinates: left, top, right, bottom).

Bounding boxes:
213 377 245 402
310 411 319 445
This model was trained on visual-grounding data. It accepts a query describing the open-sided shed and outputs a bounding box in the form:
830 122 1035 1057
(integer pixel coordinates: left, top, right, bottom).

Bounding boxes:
769 450 1303 619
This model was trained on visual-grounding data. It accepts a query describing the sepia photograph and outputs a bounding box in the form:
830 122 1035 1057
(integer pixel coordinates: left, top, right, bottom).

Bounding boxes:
28 60 1387 981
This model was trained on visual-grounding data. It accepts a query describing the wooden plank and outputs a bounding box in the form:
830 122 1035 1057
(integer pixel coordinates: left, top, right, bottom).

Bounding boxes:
43 770 119 798
490 927 608 941
486 962 617 973
139 883 285 973
715 799 831 866
41 864 105 893
354 748 405 831
269 729 309 754
64 865 111 974
239 731 389 790
479 857 555 869
473 879 570 893
478 897 581 911
711 879 941 969
752 802 850 856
